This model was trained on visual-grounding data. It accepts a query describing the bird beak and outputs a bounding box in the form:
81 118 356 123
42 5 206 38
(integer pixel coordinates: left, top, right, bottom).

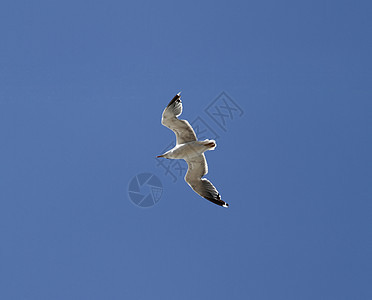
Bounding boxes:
156 155 164 158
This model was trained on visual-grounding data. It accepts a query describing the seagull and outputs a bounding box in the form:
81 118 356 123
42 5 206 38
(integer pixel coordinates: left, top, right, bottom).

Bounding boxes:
157 92 228 208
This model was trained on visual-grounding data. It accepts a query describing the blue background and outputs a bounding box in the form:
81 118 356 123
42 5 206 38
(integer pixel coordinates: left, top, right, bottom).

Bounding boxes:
1 0 371 299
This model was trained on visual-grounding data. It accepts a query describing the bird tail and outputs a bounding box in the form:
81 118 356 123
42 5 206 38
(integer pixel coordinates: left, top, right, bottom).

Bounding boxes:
202 139 216 150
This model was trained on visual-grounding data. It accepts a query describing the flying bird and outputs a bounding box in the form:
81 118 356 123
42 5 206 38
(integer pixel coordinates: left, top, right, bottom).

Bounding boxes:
157 92 228 208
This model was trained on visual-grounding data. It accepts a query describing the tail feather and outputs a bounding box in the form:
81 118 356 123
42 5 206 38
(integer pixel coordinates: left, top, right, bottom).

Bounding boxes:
203 139 216 150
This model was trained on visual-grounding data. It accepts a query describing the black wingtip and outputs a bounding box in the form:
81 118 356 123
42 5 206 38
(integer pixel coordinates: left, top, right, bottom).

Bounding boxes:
204 196 229 208
167 93 181 107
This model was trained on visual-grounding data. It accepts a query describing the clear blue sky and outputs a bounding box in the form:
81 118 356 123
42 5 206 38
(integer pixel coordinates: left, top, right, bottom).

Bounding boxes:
0 0 371 299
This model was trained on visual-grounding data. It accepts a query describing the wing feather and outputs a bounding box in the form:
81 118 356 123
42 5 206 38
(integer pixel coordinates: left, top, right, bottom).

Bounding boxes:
161 93 197 145
185 154 228 207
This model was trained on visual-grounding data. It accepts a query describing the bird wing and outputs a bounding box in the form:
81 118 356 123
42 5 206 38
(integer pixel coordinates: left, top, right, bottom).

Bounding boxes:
161 93 197 145
185 154 228 208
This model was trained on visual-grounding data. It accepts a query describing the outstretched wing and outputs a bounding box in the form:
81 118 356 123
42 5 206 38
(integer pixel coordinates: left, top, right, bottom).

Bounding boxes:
161 93 197 145
185 154 228 208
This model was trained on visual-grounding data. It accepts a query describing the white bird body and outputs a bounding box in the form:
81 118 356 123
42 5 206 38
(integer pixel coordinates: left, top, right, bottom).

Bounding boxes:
157 92 228 208
159 140 216 160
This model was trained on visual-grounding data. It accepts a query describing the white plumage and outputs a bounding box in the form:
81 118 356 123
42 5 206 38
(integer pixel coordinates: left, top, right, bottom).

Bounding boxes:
157 93 228 208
